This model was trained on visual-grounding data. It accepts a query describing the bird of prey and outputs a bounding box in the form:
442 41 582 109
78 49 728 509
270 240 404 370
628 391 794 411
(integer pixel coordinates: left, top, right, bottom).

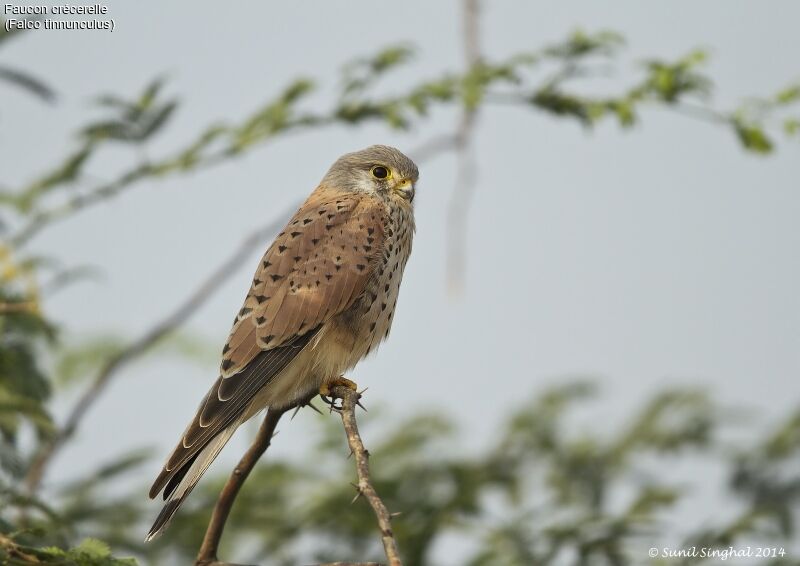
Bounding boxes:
146 145 418 541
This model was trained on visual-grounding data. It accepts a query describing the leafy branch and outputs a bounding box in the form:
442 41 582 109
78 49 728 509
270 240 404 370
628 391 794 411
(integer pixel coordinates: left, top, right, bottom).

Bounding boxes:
4 33 798 252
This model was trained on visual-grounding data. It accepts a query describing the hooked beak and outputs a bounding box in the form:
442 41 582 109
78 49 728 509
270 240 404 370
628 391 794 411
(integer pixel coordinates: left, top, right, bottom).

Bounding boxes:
394 179 415 202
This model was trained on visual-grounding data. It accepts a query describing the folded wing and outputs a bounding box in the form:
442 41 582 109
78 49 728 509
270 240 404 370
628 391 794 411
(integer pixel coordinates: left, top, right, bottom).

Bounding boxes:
149 190 387 501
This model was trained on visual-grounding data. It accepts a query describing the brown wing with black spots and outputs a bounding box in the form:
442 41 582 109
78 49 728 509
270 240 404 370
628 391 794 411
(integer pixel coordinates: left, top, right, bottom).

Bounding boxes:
221 190 387 376
149 188 386 499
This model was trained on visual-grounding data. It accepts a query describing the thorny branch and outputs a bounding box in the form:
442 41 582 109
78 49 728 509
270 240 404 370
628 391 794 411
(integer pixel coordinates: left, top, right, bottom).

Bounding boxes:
330 385 402 566
194 387 399 566
23 206 297 493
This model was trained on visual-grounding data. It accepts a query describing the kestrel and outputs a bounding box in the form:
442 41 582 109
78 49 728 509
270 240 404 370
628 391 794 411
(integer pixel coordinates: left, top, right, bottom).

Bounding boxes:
146 145 418 540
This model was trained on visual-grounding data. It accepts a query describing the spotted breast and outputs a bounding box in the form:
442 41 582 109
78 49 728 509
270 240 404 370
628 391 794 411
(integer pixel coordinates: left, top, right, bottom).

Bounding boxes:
328 197 415 366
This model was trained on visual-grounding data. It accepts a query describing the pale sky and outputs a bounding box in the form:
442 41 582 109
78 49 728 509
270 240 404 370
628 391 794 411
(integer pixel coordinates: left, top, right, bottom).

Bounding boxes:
3 1 799 563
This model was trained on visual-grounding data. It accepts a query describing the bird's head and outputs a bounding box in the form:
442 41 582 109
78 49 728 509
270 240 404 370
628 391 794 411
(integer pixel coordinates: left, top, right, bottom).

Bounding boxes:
321 145 418 203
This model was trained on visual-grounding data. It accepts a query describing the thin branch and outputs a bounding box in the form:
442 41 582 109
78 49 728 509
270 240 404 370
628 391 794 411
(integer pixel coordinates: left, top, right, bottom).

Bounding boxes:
11 123 457 251
195 387 392 566
673 100 732 125
485 89 736 127
11 161 156 248
23 205 297 492
195 406 288 566
331 385 402 566
462 0 481 66
446 0 482 294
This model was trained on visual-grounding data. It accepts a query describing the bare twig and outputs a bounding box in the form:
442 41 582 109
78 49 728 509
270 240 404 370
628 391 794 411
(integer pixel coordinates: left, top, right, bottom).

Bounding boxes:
331 385 402 566
446 0 482 294
195 406 288 566
194 386 394 566
23 206 297 492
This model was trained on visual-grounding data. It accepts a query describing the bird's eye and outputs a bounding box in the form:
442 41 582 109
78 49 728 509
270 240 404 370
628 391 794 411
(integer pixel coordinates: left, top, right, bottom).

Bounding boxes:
371 166 390 179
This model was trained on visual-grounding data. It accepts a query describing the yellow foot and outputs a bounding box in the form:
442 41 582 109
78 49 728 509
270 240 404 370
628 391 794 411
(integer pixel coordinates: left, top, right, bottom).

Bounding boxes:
320 376 358 397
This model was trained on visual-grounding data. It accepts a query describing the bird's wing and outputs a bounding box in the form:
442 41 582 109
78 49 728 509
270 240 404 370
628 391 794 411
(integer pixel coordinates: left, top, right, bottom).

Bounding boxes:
149 190 387 499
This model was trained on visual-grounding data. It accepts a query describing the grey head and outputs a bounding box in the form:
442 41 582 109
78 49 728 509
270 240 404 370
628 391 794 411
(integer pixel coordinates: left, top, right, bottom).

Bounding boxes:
321 145 419 203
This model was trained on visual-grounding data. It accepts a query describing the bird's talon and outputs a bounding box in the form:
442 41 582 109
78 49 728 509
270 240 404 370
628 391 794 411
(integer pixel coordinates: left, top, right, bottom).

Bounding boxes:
320 376 358 398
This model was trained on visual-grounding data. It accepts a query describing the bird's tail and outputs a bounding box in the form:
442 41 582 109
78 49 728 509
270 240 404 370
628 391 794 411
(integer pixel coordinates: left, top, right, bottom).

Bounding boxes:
145 420 240 542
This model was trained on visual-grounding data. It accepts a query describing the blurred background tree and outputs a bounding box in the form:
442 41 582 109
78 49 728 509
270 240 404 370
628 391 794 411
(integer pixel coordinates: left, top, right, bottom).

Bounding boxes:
1 1 799 565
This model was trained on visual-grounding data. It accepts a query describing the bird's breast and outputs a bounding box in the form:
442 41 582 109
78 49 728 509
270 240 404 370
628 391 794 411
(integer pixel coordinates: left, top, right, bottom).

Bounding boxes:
320 202 415 374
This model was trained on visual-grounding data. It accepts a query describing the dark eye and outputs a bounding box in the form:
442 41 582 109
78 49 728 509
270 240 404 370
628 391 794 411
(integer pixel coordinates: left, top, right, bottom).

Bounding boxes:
371 166 389 179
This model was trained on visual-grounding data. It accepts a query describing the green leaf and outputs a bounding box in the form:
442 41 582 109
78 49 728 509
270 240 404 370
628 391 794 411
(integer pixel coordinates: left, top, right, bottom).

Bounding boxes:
136 77 167 111
139 100 177 140
370 45 415 74
0 16 32 46
775 84 800 105
545 29 624 59
232 78 315 150
783 118 800 136
530 88 594 126
734 121 774 153
0 65 56 104
0 389 55 438
761 410 800 460
641 49 712 103
14 146 93 212
71 538 111 559
81 77 178 144
341 44 414 95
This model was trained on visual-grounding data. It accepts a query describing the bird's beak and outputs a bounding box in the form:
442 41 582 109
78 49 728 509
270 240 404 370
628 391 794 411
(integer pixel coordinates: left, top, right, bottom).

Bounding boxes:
395 179 415 202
